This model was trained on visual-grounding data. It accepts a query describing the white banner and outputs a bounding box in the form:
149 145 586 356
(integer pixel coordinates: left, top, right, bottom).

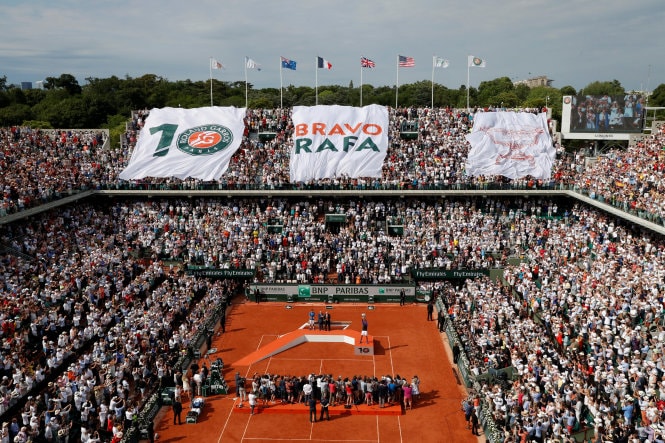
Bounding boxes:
289 105 389 182
465 112 555 180
119 106 246 181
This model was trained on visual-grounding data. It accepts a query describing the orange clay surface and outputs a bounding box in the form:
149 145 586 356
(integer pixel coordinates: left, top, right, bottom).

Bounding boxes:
148 298 481 443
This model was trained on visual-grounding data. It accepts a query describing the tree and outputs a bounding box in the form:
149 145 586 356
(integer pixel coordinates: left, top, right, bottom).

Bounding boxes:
0 104 32 126
477 77 514 107
580 80 624 97
514 84 530 102
649 83 665 107
560 85 576 96
44 74 82 95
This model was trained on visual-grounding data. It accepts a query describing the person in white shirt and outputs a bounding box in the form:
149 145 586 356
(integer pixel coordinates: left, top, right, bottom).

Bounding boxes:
248 391 257 415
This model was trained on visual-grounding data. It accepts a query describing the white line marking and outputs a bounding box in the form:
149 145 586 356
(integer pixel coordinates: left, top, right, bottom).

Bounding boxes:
241 439 379 442
216 401 236 443
239 407 253 443
397 415 403 443
385 336 395 376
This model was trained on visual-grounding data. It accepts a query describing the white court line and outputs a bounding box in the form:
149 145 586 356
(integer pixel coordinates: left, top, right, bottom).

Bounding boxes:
397 416 403 442
240 410 253 443
242 439 379 442
378 335 395 376
217 334 277 443
215 401 237 443
267 357 367 362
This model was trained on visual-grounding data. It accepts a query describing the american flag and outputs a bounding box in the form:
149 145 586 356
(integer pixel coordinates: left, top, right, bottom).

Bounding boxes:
361 56 375 68
398 55 415 67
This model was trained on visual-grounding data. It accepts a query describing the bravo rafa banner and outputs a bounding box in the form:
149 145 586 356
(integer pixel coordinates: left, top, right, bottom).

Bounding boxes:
289 105 389 182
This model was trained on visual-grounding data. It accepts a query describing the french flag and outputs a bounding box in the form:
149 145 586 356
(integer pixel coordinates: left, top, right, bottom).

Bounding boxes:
317 56 332 70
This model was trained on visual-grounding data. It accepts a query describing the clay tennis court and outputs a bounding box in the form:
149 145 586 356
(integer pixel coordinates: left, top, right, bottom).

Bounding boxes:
149 298 478 442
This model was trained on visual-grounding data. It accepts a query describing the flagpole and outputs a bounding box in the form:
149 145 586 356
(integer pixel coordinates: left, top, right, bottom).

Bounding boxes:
315 56 319 106
431 56 435 110
395 55 399 109
244 57 248 108
360 61 363 107
280 58 283 109
209 57 213 107
466 56 470 111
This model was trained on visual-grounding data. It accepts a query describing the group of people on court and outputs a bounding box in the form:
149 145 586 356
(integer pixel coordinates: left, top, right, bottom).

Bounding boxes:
237 370 421 420
308 308 332 331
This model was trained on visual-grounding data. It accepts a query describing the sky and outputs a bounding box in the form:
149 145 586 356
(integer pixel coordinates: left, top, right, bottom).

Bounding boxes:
1 0 663 95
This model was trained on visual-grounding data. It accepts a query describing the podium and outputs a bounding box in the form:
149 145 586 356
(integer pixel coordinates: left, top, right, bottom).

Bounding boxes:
354 336 374 355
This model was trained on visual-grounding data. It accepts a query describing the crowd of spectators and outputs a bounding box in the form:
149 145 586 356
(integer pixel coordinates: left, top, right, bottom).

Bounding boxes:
439 203 665 442
575 123 665 224
0 105 664 442
0 128 108 216
3 193 664 441
0 202 237 442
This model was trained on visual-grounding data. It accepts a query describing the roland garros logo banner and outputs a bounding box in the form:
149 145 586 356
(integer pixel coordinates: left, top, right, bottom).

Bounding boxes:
289 104 389 182
119 106 246 181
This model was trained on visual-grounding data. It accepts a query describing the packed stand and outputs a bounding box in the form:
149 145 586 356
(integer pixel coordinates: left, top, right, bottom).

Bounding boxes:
574 123 665 225
440 202 665 442
0 202 236 442
0 181 664 442
0 127 108 216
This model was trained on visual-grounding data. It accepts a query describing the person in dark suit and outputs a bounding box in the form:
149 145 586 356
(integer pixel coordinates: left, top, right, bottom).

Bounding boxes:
470 407 480 436
319 395 330 421
147 420 155 443
437 309 445 332
324 311 331 331
172 397 183 425
309 397 317 422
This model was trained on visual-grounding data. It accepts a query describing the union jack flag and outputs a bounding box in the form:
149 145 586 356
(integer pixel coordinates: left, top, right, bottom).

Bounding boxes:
361 57 376 68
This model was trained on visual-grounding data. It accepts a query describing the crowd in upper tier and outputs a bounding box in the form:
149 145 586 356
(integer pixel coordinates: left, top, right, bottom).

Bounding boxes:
2 107 663 225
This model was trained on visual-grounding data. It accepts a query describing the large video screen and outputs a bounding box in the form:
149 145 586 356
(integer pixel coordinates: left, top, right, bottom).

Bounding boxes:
571 94 645 131
561 93 646 141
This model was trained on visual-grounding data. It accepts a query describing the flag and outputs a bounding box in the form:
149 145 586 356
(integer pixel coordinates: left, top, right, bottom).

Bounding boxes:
433 56 450 68
317 56 332 70
245 57 261 71
468 55 486 68
281 56 297 70
290 105 389 182
398 55 415 67
361 57 375 68
119 106 246 181
211 58 224 70
465 112 554 180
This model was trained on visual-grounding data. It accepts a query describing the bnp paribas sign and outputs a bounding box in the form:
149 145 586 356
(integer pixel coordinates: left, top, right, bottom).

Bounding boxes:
410 269 489 280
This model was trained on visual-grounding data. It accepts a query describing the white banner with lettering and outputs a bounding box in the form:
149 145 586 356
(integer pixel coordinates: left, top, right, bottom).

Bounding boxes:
465 112 555 180
289 105 389 182
119 106 246 181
